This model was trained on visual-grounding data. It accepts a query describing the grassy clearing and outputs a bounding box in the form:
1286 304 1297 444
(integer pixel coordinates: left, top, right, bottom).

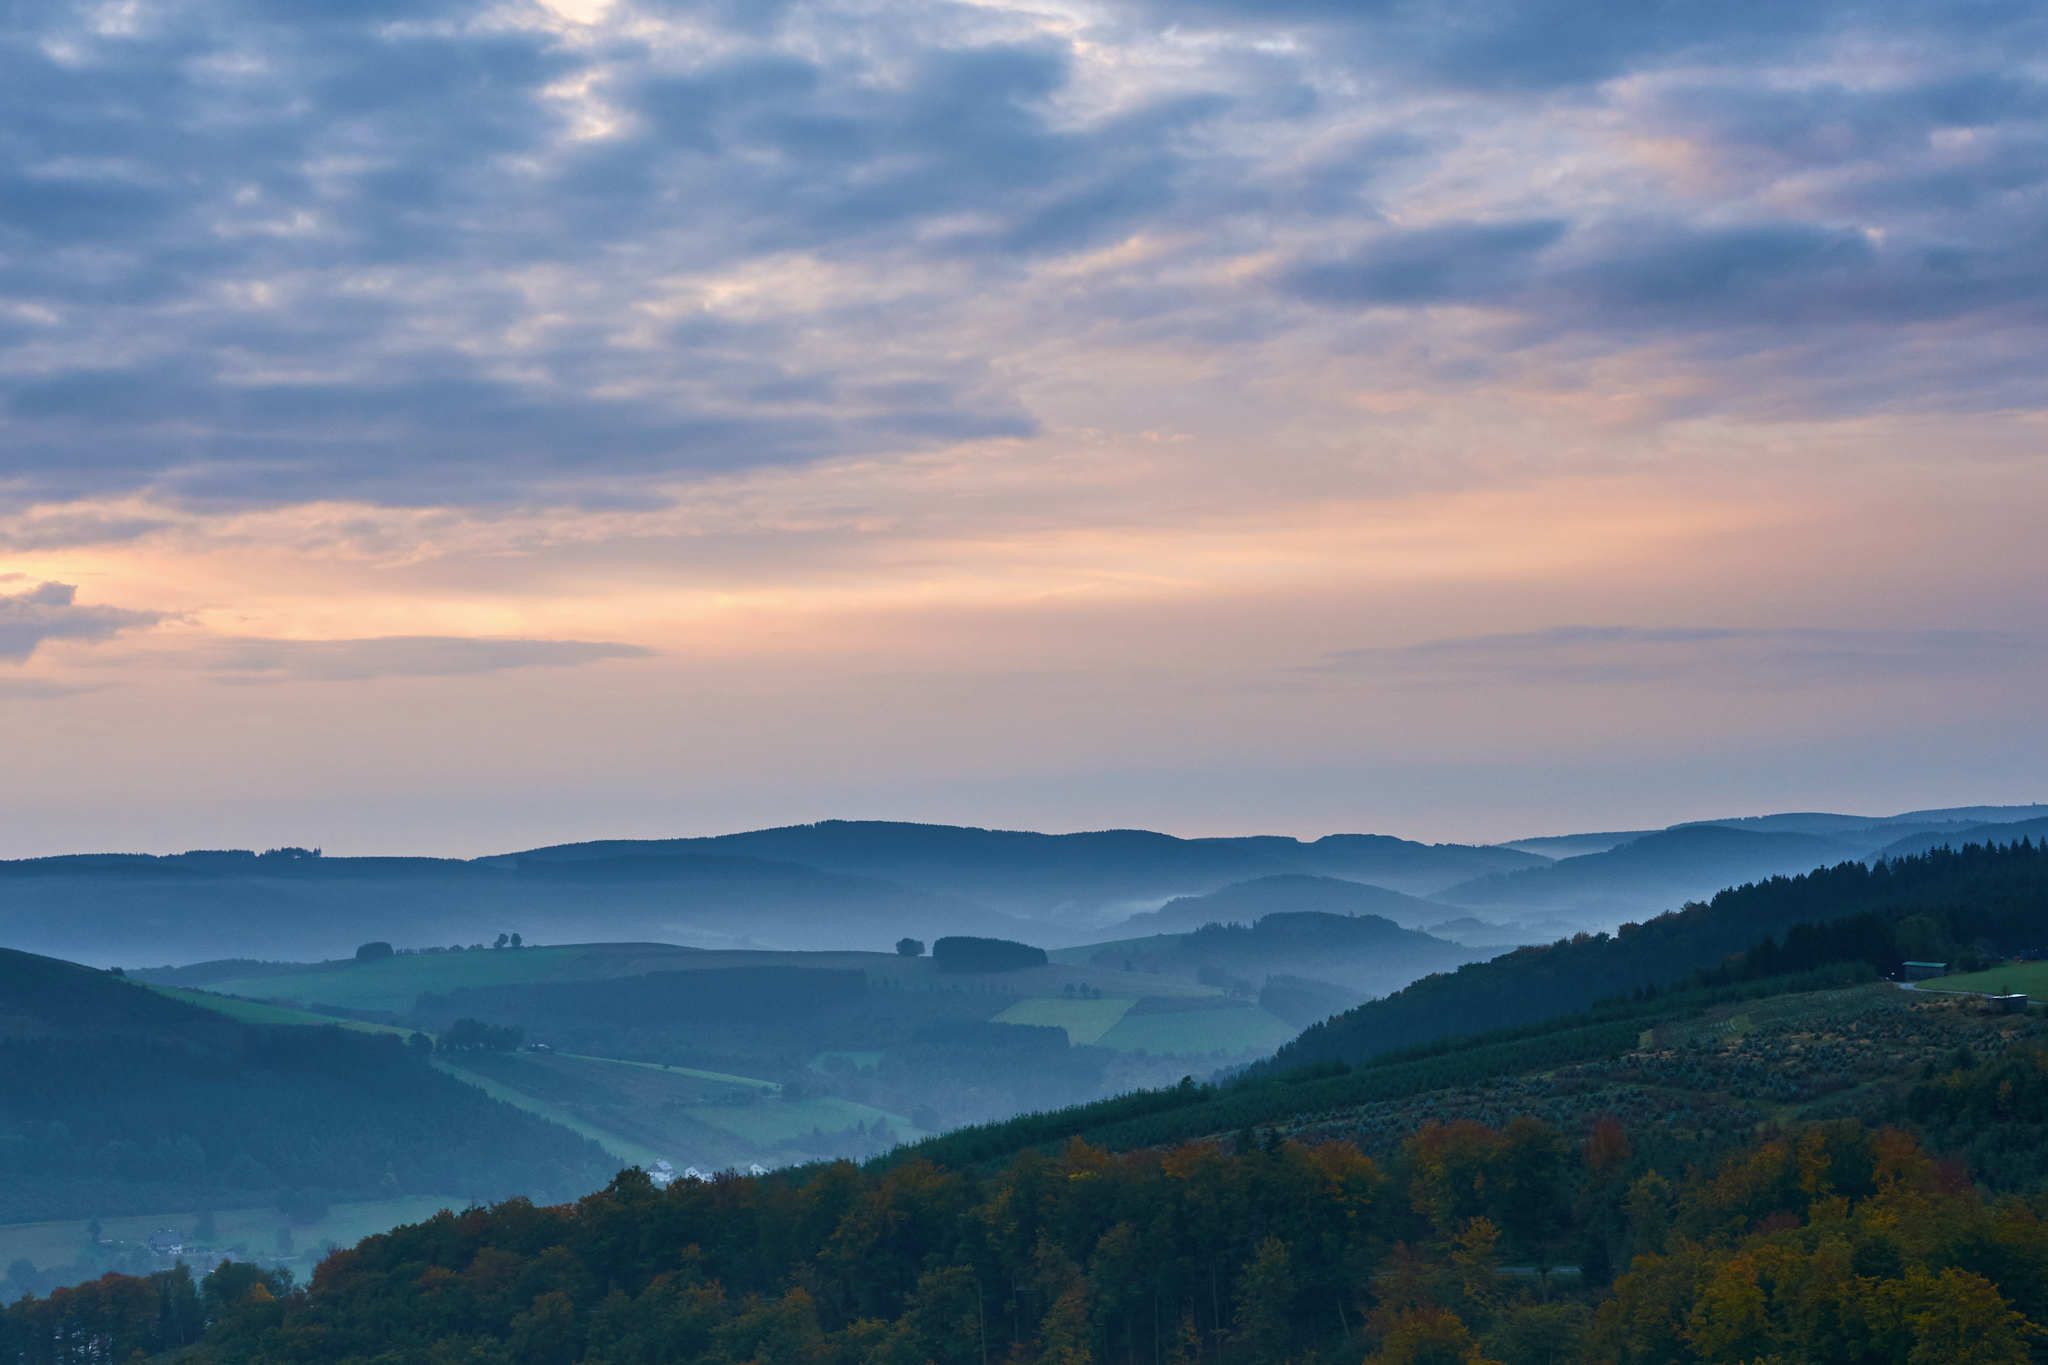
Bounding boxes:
1096 1004 1296 1057
1926 962 2048 999
163 944 708 1015
993 996 1137 1044
150 986 416 1037
0 1196 464 1274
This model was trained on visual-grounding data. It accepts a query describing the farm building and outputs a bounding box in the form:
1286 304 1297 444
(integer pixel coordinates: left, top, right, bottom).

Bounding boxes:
1900 961 1950 981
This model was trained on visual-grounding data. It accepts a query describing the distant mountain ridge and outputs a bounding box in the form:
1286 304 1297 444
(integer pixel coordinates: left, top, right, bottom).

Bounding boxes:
494 819 1546 906
5 805 2042 969
1437 824 1871 917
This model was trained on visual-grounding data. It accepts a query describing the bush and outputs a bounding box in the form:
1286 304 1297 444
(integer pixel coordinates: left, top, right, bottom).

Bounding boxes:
354 941 394 963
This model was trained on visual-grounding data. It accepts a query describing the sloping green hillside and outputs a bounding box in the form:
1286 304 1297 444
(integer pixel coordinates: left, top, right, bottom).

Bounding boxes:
1279 839 2048 1070
0 948 615 1225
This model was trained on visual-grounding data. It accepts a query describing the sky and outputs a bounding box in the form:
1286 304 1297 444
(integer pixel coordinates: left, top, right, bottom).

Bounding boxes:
2 0 2045 856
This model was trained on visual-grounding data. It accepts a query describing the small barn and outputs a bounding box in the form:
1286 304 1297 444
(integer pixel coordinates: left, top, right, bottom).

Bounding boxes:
1901 961 1950 981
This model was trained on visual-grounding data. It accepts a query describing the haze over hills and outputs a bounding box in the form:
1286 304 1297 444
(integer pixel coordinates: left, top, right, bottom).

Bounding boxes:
0 849 1017 966
1280 838 2048 1071
1108 873 1448 935
494 820 1546 916
7 804 2046 968
1435 824 1872 918
1873 814 2048 861
1068 908 1483 1005
1447 804 2048 926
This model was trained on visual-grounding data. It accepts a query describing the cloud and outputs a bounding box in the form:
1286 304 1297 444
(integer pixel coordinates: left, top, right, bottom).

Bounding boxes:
1277 220 1566 306
1317 625 2042 688
0 677 104 700
197 635 656 682
1114 0 2039 93
0 0 2042 519
0 511 169 551
0 582 163 663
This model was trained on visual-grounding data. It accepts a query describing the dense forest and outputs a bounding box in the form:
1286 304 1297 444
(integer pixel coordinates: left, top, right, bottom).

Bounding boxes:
8 1062 2045 1362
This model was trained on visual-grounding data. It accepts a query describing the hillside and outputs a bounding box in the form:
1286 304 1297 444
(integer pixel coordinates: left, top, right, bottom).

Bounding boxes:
27 807 2040 970
1874 813 2048 861
0 850 1011 966
27 968 2048 1364
1108 872 1447 935
135 938 1300 1169
1279 838 2048 1071
0 948 615 1227
1070 909 1482 1010
496 820 1547 915
1436 822 1867 921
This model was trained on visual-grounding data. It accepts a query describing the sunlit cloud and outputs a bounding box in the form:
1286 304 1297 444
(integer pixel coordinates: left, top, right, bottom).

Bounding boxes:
1318 625 2046 689
194 635 656 683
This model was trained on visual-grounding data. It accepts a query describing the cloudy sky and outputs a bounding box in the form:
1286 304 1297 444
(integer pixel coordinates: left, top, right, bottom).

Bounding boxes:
3 0 2045 854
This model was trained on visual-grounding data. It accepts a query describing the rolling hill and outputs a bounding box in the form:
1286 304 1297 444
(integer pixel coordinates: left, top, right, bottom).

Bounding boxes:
1873 814 2048 861
134 937 1302 1165
1435 822 1868 921
494 820 1548 919
43 963 2048 1364
1108 873 1448 935
0 849 1014 966
1277 837 2048 1071
1070 908 1481 1004
0 947 615 1226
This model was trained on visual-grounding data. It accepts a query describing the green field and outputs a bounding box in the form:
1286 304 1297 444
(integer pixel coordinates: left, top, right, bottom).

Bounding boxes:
994 996 1137 1044
1095 1004 1297 1056
0 1195 464 1277
149 986 417 1037
1925 962 2048 999
155 944 709 1015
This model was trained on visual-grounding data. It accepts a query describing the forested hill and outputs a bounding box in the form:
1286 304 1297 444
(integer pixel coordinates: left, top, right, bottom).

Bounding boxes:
19 978 2048 1363
1275 838 2048 1071
1434 823 1867 915
1111 873 1446 935
496 820 1547 905
0 948 615 1224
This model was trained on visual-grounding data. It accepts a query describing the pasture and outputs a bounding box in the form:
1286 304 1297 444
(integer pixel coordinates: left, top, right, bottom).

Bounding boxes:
1925 961 2048 1000
993 996 1136 1044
